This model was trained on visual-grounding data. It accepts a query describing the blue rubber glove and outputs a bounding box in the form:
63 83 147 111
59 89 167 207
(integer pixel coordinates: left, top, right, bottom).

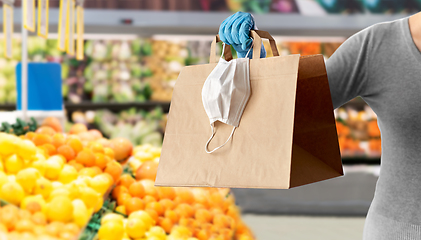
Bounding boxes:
219 11 266 59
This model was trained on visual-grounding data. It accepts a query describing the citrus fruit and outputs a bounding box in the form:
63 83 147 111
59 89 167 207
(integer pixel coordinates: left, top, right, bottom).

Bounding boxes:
17 139 37 159
104 161 123 182
31 211 47 225
0 172 8 187
165 209 179 225
75 148 96 167
20 195 46 214
98 221 124 240
143 195 157 205
69 123 88 134
41 117 63 132
41 143 57 156
158 187 176 201
94 153 107 170
145 209 159 223
158 217 174 234
112 185 129 199
89 142 104 153
89 129 103 139
33 177 53 199
16 168 41 193
101 213 124 226
128 181 145 198
48 188 72 201
133 151 154 163
195 208 213 223
35 126 56 136
136 161 158 181
58 165 78 184
0 205 19 230
175 203 194 219
32 134 53 146
125 217 147 239
115 205 126 215
124 197 144 215
159 199 175 211
103 147 115 159
57 145 76 161
146 226 167 239
89 174 111 195
177 188 194 205
44 159 63 180
66 138 83 154
4 154 24 174
129 210 156 229
63 223 80 235
109 137 133 161
78 167 97 178
15 218 35 232
46 196 73 222
139 179 159 199
80 187 101 209
146 202 164 216
0 134 18 156
72 199 90 228
0 182 25 205
52 133 65 148
117 174 135 189
30 159 47 176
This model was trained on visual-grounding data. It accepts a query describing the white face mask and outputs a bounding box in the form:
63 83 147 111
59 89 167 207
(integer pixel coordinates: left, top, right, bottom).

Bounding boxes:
201 44 252 153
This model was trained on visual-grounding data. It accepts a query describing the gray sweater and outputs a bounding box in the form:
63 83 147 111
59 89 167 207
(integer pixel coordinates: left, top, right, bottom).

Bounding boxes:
326 16 421 239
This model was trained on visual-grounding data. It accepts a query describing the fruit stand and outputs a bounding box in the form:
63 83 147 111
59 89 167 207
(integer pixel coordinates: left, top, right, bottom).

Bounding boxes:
0 118 256 240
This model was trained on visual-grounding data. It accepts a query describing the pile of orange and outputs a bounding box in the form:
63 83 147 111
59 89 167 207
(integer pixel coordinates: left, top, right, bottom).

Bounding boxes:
110 160 255 240
0 204 80 240
22 125 123 182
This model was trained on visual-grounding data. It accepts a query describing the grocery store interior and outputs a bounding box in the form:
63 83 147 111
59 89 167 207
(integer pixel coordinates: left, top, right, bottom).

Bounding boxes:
0 0 415 239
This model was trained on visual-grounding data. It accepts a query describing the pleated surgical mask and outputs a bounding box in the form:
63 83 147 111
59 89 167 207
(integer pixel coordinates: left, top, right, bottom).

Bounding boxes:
201 43 252 153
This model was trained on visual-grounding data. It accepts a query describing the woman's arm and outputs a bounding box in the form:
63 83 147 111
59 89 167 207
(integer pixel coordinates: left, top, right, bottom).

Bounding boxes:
326 26 374 109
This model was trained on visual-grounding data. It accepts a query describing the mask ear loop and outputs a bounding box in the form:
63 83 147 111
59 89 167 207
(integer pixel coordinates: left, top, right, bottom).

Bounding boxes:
220 43 226 60
205 123 236 154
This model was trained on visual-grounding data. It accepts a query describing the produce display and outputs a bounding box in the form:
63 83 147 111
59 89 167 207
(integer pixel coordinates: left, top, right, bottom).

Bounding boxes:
72 40 154 103
0 118 134 239
335 104 381 158
69 107 167 147
0 117 255 239
95 145 255 240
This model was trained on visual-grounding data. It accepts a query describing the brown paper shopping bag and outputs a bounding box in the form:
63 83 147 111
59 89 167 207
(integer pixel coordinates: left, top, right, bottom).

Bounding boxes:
155 30 343 189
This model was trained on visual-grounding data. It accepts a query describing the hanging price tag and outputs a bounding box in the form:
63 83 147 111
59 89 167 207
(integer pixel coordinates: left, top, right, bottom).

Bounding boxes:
23 0 35 32
66 0 75 55
2 2 13 59
76 0 85 60
37 0 48 38
58 0 69 51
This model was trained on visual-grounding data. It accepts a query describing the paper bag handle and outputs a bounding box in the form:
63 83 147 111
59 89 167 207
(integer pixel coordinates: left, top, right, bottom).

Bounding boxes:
209 35 233 63
209 30 280 63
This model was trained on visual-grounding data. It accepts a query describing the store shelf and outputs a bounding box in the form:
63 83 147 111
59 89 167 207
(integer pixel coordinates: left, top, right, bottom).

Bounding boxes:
0 9 411 36
0 104 15 111
0 101 171 112
342 157 380 165
65 101 170 112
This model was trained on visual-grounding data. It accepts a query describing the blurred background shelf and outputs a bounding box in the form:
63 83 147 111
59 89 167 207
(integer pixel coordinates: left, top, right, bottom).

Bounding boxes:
0 9 411 36
0 101 171 112
342 157 380 165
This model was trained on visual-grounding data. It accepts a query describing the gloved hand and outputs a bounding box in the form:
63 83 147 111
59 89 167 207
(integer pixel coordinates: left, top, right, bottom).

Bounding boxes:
219 11 266 59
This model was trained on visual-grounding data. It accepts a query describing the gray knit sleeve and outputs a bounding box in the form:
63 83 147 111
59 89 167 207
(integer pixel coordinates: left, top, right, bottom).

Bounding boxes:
325 26 373 109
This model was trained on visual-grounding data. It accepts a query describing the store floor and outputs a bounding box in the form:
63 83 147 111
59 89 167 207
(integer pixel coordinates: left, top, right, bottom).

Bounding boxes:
242 214 366 240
